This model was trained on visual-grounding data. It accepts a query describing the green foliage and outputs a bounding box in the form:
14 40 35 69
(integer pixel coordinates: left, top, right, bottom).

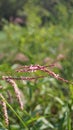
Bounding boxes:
0 1 73 130
0 0 73 28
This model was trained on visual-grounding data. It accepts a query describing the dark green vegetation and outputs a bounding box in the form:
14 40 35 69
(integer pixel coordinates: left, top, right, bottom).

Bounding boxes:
0 0 73 130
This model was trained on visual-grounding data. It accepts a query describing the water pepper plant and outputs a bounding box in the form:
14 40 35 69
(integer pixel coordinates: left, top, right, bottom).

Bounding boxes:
0 64 72 126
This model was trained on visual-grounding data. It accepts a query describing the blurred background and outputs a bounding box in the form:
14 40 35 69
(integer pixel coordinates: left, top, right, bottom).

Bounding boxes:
0 0 73 130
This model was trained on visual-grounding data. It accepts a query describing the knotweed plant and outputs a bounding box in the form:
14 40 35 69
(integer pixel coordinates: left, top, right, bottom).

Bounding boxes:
0 64 72 126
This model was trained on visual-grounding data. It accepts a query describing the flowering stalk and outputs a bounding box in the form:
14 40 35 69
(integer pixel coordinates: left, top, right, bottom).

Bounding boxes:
2 76 24 110
16 65 72 84
0 64 72 83
0 94 9 126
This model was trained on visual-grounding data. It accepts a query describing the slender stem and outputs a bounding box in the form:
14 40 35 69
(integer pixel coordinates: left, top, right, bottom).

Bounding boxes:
0 76 46 80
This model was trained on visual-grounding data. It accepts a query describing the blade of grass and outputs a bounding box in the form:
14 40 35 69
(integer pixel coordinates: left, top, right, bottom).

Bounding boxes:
0 95 28 130
67 109 71 130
